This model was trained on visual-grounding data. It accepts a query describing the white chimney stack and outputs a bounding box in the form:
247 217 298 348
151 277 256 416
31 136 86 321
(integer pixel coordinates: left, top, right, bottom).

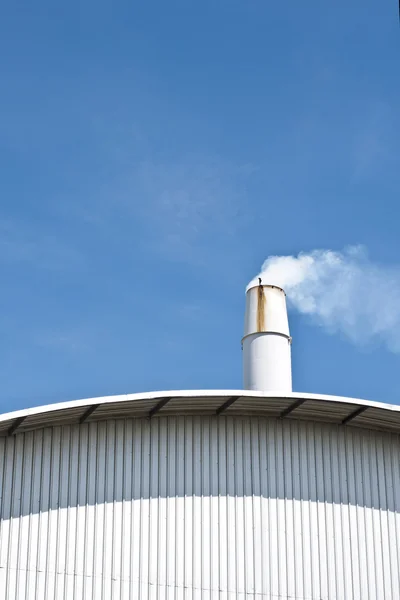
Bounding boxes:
242 281 292 392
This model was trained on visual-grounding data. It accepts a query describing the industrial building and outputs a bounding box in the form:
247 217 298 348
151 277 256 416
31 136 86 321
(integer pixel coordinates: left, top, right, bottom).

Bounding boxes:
1 282 400 599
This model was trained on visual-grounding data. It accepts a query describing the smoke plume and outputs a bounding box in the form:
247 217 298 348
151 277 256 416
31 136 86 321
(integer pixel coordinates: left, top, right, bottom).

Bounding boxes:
250 246 400 352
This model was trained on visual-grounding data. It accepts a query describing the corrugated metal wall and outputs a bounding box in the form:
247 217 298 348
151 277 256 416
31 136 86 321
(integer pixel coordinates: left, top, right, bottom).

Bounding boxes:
1 416 400 599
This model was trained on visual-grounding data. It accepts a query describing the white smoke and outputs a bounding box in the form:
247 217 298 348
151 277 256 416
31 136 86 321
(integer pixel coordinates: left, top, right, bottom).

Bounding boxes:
250 246 400 352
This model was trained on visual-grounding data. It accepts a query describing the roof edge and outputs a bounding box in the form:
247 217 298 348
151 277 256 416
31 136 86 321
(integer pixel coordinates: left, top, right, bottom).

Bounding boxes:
0 389 399 425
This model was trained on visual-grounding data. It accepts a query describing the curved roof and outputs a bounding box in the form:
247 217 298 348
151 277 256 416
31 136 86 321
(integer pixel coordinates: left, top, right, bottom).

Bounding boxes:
1 390 400 437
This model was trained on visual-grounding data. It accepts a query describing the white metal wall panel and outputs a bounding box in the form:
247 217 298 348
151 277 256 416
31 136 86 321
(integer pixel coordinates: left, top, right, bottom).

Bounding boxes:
1 416 400 599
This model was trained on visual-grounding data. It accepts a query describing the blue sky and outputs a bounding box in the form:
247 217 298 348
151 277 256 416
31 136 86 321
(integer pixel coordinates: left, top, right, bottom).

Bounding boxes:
0 1 399 412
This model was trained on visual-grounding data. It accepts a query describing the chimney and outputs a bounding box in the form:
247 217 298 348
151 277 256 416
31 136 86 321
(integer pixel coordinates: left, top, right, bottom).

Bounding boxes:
242 281 292 392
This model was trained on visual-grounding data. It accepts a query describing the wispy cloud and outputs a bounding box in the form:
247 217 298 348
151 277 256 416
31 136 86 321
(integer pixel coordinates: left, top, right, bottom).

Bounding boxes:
351 102 397 181
177 302 204 321
252 246 400 353
65 155 254 267
0 218 83 270
33 326 96 354
130 158 251 260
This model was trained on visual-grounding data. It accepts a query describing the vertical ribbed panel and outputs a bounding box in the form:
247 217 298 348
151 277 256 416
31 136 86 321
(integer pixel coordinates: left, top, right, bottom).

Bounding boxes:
1 417 400 599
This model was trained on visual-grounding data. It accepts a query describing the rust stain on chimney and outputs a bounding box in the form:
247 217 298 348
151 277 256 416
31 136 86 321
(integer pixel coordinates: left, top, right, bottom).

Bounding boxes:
257 283 265 332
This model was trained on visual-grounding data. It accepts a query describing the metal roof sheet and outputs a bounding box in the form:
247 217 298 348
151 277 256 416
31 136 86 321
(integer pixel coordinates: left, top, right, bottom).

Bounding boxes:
0 389 399 437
